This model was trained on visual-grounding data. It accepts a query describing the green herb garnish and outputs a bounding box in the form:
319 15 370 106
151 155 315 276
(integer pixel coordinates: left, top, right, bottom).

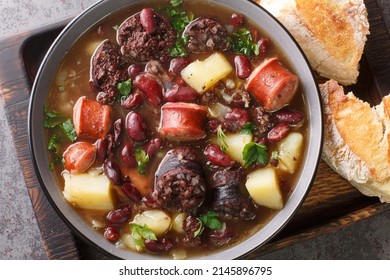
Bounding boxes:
43 106 64 128
240 122 257 135
217 125 228 152
162 0 193 57
130 224 157 247
48 134 61 153
198 211 223 230
60 119 77 142
271 150 279 161
169 35 189 57
117 79 132 101
242 142 268 168
135 147 150 175
229 28 260 57
44 105 77 170
112 25 120 31
58 86 65 92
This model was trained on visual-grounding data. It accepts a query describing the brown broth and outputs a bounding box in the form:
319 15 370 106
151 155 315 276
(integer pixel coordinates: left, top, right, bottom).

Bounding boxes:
45 0 308 258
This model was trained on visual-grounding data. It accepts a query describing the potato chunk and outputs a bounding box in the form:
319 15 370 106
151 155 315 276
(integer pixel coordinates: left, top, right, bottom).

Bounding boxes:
224 133 253 164
63 172 115 211
132 210 171 236
245 167 284 210
277 132 304 174
181 52 233 93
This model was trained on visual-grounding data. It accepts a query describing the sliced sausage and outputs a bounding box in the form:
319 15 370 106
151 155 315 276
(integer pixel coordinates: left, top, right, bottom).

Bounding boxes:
90 39 129 103
183 17 229 53
116 11 176 62
63 142 96 174
159 102 208 141
211 169 256 221
73 96 113 140
153 147 206 214
245 57 298 112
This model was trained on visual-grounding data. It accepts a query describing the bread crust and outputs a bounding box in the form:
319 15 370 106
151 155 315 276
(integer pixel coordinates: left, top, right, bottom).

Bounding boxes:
257 0 369 85
321 80 390 203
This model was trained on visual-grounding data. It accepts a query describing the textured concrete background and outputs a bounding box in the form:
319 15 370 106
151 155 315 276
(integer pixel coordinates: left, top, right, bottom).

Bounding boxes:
1 0 390 260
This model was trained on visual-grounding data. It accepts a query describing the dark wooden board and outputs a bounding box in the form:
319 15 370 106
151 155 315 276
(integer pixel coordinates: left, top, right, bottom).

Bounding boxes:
1 0 390 259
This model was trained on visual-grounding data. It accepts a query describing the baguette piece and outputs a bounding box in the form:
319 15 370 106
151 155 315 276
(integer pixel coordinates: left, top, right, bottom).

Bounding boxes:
320 80 390 202
257 0 370 85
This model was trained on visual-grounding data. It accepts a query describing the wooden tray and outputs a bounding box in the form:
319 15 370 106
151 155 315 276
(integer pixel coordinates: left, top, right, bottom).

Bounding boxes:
1 0 390 259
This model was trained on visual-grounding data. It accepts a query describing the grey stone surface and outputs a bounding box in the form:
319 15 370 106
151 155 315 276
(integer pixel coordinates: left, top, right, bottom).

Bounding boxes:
0 0 390 260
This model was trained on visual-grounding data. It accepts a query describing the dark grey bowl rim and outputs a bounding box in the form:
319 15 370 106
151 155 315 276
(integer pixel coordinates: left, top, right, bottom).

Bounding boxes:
28 0 323 260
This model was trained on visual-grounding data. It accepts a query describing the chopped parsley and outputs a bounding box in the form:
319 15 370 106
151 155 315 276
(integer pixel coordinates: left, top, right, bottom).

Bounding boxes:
130 224 157 247
240 122 257 135
44 105 77 170
60 119 77 142
198 212 223 230
135 147 150 175
117 79 133 101
242 142 268 168
229 28 260 57
162 0 193 57
217 125 228 152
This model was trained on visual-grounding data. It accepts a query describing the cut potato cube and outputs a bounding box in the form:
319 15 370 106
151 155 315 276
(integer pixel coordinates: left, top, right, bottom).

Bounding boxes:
181 52 233 93
246 167 284 210
224 133 252 164
132 210 171 236
277 132 304 174
63 172 115 211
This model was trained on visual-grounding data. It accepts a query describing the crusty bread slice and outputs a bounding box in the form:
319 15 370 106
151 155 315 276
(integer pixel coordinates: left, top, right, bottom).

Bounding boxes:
257 0 370 85
320 80 390 202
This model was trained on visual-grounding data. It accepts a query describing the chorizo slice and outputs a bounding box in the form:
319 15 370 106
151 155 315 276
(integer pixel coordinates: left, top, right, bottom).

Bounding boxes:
159 102 208 141
245 57 298 112
63 142 96 174
73 96 113 140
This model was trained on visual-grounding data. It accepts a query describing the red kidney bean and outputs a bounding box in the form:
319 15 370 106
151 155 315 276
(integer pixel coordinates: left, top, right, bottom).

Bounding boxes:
103 158 122 186
169 57 193 76
145 60 171 82
140 8 157 34
104 226 120 243
121 89 144 110
144 238 174 253
234 54 252 79
128 64 143 79
164 85 198 102
230 13 244 27
121 176 142 202
105 134 114 158
258 38 270 55
95 138 108 164
113 118 122 148
204 144 235 167
274 109 304 125
125 111 147 142
106 204 132 227
207 119 222 134
145 137 162 159
133 73 164 106
208 227 236 246
224 108 250 132
142 196 159 209
267 123 290 142
119 141 137 168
